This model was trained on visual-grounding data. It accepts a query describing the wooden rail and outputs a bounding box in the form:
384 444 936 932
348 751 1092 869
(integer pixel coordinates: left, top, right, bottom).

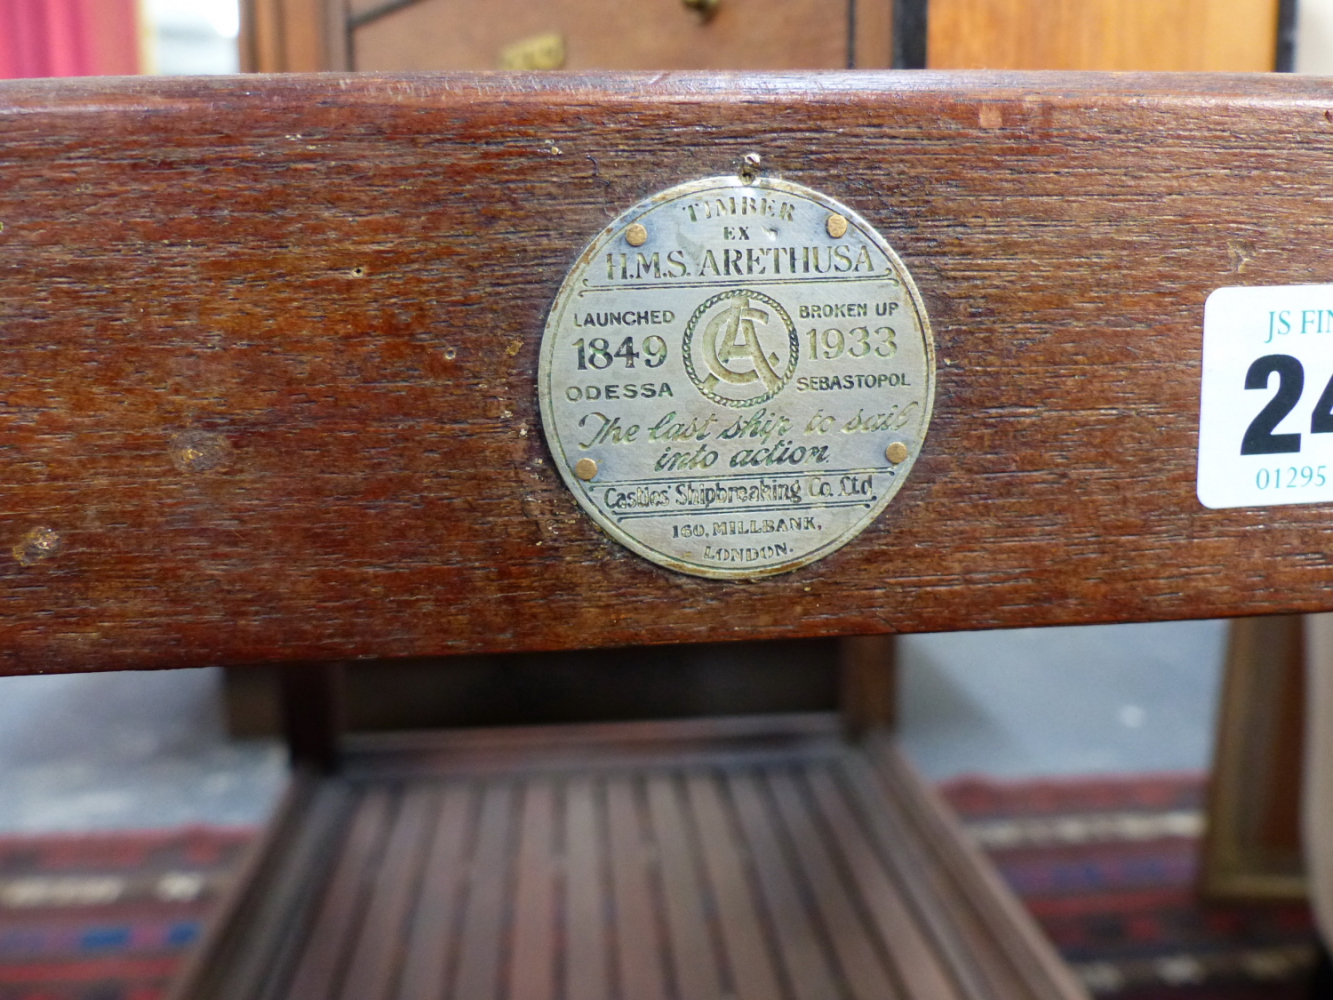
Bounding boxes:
1 72 1330 672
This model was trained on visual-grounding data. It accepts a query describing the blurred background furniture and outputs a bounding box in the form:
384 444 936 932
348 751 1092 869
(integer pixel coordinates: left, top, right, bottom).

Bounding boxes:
1203 616 1308 901
926 0 1288 70
240 0 893 72
239 0 1291 74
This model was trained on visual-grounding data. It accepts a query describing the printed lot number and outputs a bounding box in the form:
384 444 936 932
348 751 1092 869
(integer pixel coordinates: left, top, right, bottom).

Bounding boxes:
1254 465 1327 490
1240 354 1333 454
1198 284 1333 508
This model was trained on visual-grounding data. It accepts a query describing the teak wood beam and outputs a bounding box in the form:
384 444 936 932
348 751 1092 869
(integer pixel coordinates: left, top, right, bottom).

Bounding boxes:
1 72 1332 674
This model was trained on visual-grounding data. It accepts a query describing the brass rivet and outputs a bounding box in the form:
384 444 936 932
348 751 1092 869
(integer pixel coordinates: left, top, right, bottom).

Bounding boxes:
625 223 648 247
886 442 909 464
574 457 599 480
826 213 849 239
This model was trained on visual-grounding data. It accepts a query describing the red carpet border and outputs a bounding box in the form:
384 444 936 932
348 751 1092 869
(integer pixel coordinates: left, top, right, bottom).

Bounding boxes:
0 827 255 1000
940 773 1318 999
0 775 1318 999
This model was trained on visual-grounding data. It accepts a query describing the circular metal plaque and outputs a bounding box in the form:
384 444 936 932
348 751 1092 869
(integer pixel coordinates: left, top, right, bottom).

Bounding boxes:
538 175 934 579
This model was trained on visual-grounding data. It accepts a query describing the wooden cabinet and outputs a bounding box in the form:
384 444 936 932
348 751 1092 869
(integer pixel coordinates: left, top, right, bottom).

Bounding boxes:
245 1 1288 80
243 0 893 72
927 0 1282 70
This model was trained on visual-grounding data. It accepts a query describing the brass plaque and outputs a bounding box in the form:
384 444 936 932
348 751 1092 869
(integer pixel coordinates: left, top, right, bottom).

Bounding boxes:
538 176 934 579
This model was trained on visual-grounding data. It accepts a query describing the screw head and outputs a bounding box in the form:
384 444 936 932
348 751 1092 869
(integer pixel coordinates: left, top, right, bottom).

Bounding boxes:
826 213 849 239
574 457 599 480
885 442 909 464
739 152 762 182
625 223 648 247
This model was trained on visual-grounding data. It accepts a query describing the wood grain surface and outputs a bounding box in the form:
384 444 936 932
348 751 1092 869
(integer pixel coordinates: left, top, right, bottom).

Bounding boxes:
2 71 1333 674
927 0 1279 71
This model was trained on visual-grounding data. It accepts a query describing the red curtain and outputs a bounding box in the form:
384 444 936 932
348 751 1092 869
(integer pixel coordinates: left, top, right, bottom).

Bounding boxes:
0 0 141 79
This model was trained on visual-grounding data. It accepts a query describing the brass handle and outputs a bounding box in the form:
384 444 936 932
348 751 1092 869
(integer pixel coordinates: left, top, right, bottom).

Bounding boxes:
682 0 720 19
497 33 566 70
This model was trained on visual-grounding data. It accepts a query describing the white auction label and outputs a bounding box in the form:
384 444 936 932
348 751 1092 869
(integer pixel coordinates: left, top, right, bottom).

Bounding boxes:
1198 284 1333 508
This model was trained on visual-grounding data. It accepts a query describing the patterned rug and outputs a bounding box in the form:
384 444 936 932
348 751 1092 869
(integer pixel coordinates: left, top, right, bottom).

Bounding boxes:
941 773 1319 999
1 775 1318 999
0 827 255 1000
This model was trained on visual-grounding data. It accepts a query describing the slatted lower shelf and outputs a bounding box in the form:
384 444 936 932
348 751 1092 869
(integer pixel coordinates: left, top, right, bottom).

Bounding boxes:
177 715 1087 1000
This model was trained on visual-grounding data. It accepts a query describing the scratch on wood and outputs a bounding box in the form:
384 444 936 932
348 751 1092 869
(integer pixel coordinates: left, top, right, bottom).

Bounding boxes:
13 527 60 567
1227 240 1254 273
168 431 233 474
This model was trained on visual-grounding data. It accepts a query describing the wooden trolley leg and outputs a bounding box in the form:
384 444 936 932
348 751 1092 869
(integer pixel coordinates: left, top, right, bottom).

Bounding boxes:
279 662 345 774
1202 616 1306 900
839 634 898 741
